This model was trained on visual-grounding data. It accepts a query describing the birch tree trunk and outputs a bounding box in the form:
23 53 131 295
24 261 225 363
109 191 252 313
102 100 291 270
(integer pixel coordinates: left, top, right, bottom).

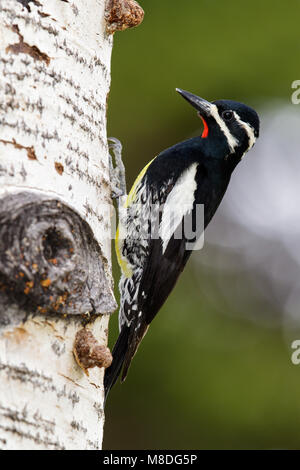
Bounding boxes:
0 0 143 450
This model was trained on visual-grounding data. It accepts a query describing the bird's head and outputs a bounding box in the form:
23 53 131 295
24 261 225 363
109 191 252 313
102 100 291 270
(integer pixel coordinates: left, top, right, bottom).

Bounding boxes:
176 88 260 161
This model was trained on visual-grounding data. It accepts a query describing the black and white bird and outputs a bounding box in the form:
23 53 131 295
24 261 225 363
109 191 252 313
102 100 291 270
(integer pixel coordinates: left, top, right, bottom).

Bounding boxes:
104 88 260 400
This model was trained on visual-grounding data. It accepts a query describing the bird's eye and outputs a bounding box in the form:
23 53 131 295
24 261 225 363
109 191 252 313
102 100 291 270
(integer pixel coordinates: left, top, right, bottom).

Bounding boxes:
222 110 234 121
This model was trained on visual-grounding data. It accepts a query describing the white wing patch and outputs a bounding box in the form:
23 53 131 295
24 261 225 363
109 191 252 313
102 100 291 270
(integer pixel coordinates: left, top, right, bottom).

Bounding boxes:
160 163 198 253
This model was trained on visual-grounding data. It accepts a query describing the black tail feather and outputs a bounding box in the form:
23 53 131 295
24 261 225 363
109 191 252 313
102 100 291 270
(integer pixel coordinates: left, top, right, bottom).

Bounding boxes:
104 325 130 404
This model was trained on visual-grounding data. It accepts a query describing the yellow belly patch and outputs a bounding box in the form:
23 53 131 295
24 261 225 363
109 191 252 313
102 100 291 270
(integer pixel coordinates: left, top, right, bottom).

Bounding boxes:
115 158 155 278
115 225 133 278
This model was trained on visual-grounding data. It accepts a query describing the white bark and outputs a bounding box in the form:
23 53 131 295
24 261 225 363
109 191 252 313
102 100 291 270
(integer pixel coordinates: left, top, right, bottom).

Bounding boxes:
0 0 116 450
0 0 113 247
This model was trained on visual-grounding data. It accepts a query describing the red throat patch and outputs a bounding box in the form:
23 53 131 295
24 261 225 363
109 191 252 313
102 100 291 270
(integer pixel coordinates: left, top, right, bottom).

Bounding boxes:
200 116 209 138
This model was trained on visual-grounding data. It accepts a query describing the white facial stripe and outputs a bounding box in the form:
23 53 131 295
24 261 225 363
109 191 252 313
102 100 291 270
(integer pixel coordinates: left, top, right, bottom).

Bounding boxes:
209 104 238 153
233 111 256 150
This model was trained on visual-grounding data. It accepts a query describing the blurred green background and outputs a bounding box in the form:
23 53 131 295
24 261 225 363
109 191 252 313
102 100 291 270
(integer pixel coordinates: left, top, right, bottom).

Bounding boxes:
104 0 300 449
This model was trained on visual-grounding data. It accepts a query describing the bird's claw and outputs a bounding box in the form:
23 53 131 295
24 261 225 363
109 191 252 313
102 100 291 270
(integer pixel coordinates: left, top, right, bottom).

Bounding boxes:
108 137 127 199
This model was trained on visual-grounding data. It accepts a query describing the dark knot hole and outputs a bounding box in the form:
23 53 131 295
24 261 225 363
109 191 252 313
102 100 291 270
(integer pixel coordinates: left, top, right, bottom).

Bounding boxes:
42 227 74 265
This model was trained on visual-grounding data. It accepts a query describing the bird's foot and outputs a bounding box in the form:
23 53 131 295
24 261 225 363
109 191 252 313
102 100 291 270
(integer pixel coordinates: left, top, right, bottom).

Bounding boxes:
108 137 127 199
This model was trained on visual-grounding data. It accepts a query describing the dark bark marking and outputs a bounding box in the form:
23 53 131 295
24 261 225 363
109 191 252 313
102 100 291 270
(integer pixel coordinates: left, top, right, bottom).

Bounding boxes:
0 360 80 407
6 25 50 66
71 3 79 16
0 138 37 160
70 420 87 434
93 401 104 420
16 0 42 12
0 403 55 434
58 373 84 389
38 11 51 18
54 162 64 175
51 340 66 357
0 423 64 450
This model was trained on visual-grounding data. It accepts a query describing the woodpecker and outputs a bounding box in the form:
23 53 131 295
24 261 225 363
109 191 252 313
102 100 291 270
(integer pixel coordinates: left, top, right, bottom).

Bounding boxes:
105 89 260 400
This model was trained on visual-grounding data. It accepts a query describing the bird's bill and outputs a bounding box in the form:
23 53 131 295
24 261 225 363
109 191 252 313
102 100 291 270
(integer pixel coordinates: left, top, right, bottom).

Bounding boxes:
176 88 212 117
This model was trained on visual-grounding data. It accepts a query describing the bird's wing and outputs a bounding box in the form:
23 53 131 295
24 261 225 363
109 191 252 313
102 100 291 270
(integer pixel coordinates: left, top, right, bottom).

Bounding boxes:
120 162 201 379
139 162 200 323
138 228 192 324
118 161 200 323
